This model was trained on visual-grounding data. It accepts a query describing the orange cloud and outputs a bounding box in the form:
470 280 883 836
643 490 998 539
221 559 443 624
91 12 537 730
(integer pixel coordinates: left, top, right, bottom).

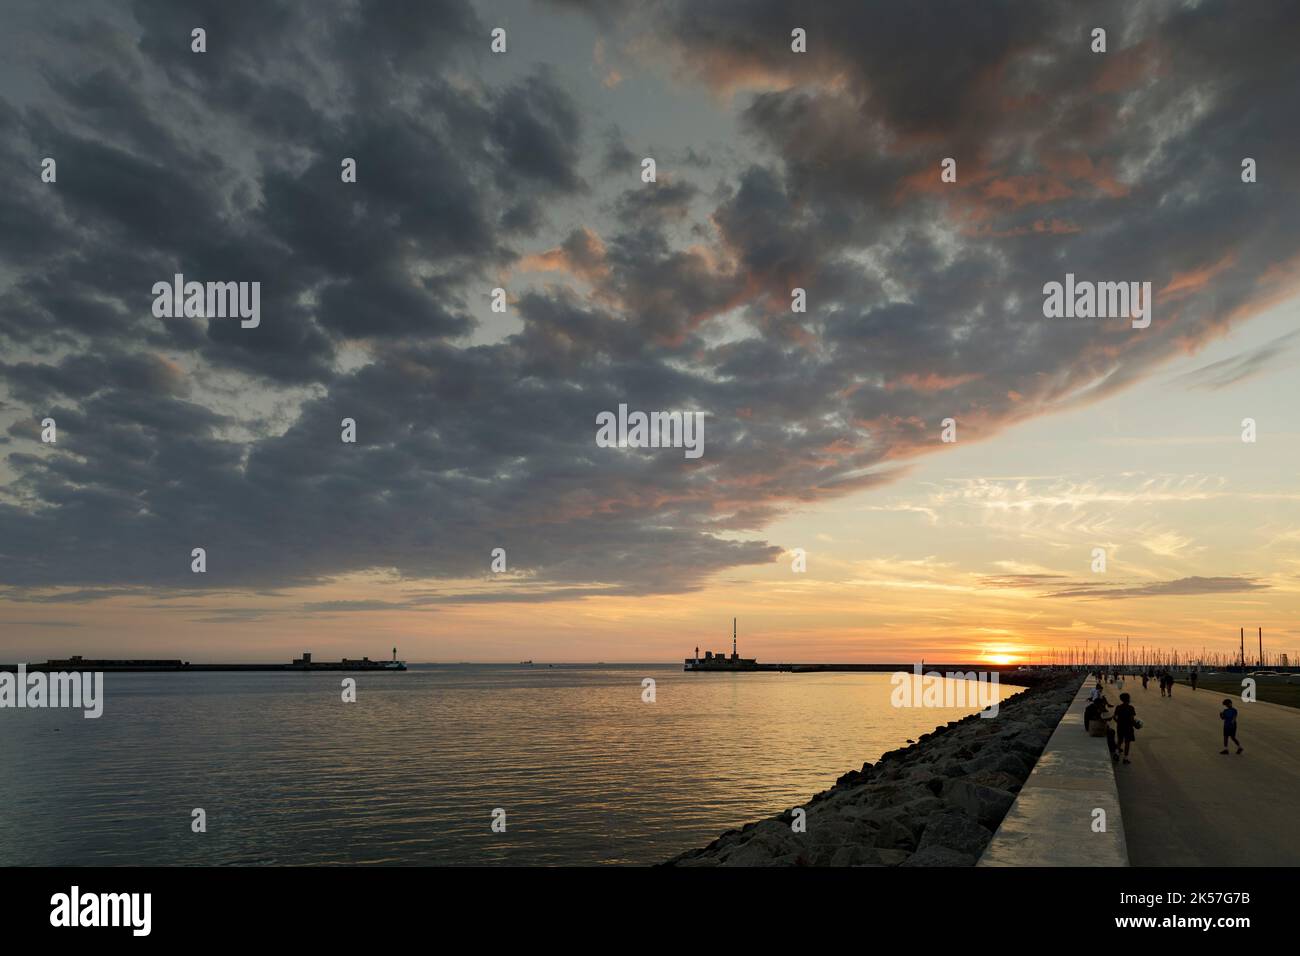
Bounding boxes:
517 227 610 283
1161 253 1237 299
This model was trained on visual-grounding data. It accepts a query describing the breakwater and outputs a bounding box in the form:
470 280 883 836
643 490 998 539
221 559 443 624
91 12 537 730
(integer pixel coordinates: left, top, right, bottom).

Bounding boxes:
666 673 1077 866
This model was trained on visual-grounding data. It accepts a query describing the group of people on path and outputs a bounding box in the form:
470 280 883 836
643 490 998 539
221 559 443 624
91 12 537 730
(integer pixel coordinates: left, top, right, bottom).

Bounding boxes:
1139 667 1190 695
1083 671 1244 762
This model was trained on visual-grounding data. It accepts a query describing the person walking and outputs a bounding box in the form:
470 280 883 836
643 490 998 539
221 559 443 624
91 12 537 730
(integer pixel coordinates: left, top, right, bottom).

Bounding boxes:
1190 669 1198 691
1113 692 1137 764
1141 672 1149 691
1220 699 1243 755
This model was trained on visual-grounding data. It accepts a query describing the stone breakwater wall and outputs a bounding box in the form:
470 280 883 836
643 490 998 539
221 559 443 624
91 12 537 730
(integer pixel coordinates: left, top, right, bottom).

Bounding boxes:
666 674 1078 867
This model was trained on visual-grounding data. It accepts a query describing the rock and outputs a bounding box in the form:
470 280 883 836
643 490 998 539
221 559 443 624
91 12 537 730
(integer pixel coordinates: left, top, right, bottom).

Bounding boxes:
871 818 918 851
830 845 915 866
917 809 993 857
963 769 1022 793
892 795 947 821
875 848 912 866
828 844 871 867
836 768 870 787
901 845 978 867
721 835 798 866
978 751 1032 778
942 779 1016 829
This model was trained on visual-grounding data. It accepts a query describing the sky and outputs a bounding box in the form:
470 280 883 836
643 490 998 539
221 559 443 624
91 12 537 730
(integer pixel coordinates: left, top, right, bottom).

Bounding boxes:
2 0 1299 664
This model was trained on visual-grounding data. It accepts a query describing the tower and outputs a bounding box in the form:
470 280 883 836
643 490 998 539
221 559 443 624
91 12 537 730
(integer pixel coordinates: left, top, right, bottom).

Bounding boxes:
392 647 397 662
733 617 737 659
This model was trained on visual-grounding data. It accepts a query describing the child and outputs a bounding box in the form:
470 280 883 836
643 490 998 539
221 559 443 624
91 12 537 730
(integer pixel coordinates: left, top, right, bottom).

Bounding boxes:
1113 692 1137 764
1220 699 1243 755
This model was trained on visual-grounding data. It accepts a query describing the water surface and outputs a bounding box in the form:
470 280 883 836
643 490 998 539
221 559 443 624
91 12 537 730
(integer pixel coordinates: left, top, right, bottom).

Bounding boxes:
0 665 1013 865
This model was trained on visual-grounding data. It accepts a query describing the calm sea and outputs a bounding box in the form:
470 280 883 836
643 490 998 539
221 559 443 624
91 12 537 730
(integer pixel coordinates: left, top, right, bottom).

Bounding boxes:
0 664 1013 865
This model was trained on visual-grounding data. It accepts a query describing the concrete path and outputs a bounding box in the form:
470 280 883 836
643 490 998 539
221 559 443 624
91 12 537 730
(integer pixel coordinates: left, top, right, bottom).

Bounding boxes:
979 677 1127 867
1108 677 1300 866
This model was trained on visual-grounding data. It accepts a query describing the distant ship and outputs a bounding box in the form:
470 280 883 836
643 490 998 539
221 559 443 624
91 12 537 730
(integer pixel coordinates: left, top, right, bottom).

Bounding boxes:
684 619 759 671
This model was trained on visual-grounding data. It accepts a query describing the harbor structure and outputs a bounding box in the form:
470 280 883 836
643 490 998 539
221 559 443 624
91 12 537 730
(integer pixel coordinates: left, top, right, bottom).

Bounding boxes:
3 652 407 673
684 619 758 671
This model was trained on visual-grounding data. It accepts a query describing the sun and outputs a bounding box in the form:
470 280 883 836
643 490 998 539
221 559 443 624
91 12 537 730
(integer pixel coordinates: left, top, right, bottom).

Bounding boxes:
985 653 1017 666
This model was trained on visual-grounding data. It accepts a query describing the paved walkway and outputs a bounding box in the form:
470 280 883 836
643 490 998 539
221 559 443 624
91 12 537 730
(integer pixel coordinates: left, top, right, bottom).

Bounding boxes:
1108 677 1300 866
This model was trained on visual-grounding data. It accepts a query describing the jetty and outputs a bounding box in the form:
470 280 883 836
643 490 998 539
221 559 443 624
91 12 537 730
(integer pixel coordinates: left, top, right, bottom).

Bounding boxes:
1 650 407 673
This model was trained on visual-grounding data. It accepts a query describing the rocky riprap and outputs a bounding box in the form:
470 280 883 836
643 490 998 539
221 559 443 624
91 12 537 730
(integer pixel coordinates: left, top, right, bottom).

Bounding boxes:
666 675 1077 867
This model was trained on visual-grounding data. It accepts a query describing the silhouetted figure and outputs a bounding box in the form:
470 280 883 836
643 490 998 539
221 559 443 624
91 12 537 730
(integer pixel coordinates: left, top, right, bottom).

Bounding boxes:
1220 699 1243 755
1190 670 1198 691
1113 692 1137 764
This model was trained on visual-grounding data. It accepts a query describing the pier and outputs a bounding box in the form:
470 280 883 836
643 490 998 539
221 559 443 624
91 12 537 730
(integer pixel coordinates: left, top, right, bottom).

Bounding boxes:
1 650 407 673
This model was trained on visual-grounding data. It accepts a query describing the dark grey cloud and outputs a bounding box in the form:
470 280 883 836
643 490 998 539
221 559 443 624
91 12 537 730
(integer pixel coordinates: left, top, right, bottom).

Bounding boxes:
1050 576 1270 600
1 0 1297 606
1170 330 1300 391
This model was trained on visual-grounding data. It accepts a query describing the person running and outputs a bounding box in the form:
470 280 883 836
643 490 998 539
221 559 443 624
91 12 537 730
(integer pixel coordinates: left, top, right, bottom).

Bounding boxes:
1220 699 1243 755
1141 672 1149 691
1190 669 1198 691
1113 693 1137 763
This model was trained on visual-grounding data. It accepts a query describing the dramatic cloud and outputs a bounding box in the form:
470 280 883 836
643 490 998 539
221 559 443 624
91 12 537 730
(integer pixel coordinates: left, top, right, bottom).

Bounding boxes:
2 0 1297 605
